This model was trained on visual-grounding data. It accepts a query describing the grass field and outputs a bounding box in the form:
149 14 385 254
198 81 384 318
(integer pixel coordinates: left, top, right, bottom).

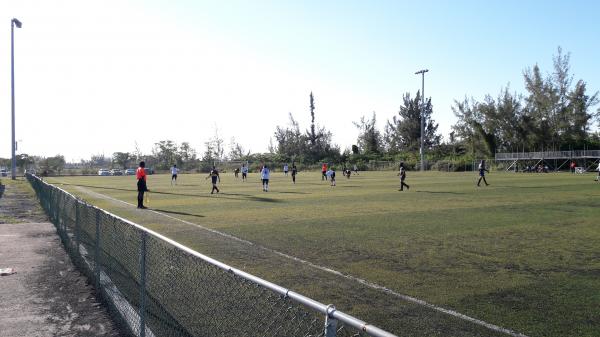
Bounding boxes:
45 170 600 337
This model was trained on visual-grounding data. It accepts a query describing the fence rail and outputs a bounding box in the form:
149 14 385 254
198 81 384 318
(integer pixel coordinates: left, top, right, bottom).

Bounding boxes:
26 173 396 337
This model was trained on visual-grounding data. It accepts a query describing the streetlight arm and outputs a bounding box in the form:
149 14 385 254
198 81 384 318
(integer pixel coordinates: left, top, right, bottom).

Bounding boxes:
12 18 22 28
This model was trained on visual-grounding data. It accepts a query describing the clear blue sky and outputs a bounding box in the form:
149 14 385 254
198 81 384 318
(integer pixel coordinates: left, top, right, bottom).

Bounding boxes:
2 0 599 160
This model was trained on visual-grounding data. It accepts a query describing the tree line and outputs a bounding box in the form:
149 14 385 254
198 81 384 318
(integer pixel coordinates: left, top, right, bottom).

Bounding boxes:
3 48 598 173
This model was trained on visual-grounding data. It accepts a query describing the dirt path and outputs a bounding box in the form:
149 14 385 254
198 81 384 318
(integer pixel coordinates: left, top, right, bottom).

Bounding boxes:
0 180 124 337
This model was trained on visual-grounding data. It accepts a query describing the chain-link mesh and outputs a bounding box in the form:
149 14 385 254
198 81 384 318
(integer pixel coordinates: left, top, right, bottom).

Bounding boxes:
26 174 389 337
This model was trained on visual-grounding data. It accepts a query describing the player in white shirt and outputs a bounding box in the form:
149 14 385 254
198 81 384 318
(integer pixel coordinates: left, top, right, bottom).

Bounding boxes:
283 163 289 176
596 163 600 181
170 164 179 185
261 165 270 192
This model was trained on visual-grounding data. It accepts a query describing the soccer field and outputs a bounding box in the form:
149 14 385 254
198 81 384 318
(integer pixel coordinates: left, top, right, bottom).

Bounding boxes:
46 171 600 337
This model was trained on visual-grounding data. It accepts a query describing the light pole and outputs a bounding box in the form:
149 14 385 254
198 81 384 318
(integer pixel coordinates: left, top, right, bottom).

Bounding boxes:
415 69 429 171
11 18 22 180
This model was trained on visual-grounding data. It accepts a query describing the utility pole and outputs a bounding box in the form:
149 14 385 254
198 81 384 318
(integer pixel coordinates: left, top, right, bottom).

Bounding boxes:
415 69 429 171
11 18 22 180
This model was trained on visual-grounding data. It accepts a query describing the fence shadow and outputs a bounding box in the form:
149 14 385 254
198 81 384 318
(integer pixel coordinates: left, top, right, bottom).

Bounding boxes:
151 209 205 218
54 182 282 203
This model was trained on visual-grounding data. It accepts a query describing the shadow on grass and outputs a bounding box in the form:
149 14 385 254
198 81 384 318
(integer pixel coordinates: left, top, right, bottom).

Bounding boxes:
55 182 282 203
151 209 205 218
415 191 467 195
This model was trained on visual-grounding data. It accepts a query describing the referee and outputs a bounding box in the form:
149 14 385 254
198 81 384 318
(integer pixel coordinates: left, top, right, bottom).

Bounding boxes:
136 161 148 209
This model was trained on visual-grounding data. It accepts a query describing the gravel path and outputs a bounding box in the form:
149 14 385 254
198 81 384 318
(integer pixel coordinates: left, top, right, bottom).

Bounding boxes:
0 180 124 337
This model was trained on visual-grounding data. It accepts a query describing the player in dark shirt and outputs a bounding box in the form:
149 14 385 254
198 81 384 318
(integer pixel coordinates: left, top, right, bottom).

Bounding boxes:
206 166 220 194
291 164 298 184
398 162 409 191
477 160 490 187
329 168 336 186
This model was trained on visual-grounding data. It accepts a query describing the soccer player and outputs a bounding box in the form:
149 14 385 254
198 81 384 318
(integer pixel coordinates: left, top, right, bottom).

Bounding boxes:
261 165 270 192
398 162 409 191
206 166 220 194
283 163 289 176
322 162 328 181
344 166 351 179
136 161 148 209
291 164 297 184
353 164 359 175
477 160 490 187
234 167 240 178
170 164 179 185
241 163 248 182
595 163 600 181
328 167 336 186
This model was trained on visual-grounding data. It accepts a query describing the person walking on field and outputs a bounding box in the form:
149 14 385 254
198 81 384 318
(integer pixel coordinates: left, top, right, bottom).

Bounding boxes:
136 161 148 209
321 163 328 181
261 165 271 192
327 167 336 186
241 163 248 182
353 164 359 175
477 160 490 187
206 166 220 194
170 164 179 185
595 163 600 181
291 164 297 184
283 163 289 176
398 162 409 191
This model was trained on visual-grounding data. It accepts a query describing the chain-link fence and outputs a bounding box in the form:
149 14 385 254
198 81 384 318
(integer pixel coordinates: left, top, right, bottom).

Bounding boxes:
26 173 396 337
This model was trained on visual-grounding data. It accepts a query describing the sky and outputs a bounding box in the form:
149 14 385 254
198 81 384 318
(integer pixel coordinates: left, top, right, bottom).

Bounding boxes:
1 0 599 162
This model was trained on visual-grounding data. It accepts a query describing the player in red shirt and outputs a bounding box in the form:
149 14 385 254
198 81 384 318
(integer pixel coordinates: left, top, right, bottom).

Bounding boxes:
136 161 148 209
321 163 327 181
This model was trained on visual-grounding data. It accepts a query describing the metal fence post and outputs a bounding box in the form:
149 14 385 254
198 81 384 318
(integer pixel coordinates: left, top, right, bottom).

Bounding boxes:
75 199 80 252
324 305 337 337
139 231 147 337
95 208 101 289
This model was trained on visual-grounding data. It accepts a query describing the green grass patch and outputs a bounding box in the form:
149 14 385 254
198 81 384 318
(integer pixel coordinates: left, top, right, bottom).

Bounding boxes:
46 171 600 336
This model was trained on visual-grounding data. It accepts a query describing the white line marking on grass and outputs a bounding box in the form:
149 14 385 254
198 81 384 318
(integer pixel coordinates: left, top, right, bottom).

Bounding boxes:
66 183 529 337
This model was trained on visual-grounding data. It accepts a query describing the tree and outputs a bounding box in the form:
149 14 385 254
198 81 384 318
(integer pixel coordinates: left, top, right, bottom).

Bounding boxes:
228 137 248 161
274 113 306 161
303 92 339 162
272 94 340 163
178 142 197 169
16 154 34 172
45 155 66 175
152 140 179 170
522 47 599 149
112 152 132 169
353 112 382 155
89 154 110 168
385 91 441 153
205 127 225 160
